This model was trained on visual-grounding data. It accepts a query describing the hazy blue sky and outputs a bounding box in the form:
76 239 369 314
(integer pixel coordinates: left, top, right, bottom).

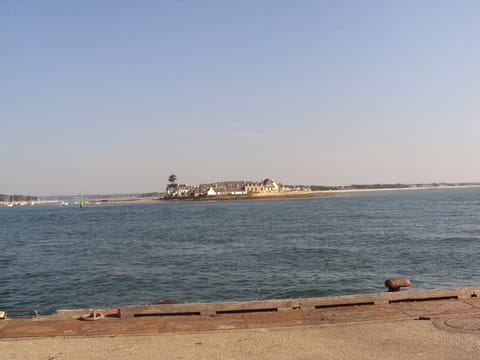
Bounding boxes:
2 1 479 195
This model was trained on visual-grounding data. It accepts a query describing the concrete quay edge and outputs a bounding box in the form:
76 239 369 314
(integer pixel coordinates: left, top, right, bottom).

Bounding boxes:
1 286 480 339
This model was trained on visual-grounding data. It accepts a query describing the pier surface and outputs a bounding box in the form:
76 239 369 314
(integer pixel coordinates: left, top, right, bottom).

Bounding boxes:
1 287 480 359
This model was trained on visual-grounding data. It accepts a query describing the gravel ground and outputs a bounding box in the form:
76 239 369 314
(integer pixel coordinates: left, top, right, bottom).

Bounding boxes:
1 318 479 360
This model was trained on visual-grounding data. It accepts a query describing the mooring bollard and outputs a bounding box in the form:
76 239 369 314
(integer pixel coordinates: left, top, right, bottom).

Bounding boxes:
385 277 411 292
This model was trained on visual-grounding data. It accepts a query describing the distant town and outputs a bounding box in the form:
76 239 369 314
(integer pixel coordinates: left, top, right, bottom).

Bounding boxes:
1 178 480 206
165 175 311 200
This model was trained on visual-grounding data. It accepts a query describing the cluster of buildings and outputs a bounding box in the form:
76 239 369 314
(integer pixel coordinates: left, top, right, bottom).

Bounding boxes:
165 178 311 199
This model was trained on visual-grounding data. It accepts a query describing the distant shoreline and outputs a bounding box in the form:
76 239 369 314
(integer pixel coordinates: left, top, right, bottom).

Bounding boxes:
162 184 480 202
88 184 480 204
328 184 480 194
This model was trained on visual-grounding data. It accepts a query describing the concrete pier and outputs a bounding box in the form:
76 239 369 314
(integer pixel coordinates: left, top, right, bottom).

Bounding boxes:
1 287 479 359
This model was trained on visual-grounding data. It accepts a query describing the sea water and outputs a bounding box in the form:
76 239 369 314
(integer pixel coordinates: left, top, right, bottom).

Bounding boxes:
1 187 479 314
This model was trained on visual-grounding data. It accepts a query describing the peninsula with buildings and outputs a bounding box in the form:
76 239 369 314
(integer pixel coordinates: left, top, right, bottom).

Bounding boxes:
164 175 313 201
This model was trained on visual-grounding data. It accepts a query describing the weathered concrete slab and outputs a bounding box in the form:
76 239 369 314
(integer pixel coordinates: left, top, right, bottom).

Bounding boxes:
117 287 480 319
119 299 301 318
300 287 480 308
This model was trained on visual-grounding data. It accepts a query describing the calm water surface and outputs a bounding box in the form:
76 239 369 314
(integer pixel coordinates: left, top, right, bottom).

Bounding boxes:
1 188 479 314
